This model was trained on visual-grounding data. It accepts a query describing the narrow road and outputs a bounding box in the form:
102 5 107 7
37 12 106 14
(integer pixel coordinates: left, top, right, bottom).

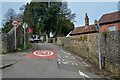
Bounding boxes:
2 43 101 78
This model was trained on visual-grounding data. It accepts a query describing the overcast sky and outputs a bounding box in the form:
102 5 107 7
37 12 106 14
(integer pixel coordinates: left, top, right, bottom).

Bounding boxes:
0 0 119 28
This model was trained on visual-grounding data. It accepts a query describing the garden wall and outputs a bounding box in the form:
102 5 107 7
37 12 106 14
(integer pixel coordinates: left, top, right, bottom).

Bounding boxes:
56 31 120 77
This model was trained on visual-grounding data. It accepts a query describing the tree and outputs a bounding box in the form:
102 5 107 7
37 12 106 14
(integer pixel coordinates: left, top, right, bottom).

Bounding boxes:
2 21 12 33
118 1 120 11
4 8 17 22
54 2 75 37
23 2 76 37
23 2 47 34
2 7 24 33
41 2 61 37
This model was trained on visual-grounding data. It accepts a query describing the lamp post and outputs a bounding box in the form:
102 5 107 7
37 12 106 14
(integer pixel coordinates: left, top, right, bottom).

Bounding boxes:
23 22 28 49
96 23 102 69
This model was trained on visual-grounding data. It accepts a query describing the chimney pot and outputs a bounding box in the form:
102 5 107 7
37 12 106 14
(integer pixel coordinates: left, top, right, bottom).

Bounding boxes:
85 13 89 26
94 19 98 25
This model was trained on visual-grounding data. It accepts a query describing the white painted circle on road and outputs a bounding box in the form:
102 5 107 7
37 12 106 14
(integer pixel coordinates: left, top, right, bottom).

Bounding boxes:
33 50 54 57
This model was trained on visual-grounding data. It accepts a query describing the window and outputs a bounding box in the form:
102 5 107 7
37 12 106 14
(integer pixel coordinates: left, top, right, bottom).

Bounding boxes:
108 26 116 31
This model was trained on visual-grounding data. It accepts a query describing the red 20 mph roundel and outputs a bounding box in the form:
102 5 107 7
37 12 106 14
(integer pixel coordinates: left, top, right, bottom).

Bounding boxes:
34 50 54 56
26 50 56 59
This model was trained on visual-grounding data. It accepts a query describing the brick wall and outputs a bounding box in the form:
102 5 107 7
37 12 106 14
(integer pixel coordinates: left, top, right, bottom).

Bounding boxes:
100 22 119 32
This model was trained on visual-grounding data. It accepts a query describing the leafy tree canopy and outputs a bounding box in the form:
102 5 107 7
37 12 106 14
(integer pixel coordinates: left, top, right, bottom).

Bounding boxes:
23 2 76 37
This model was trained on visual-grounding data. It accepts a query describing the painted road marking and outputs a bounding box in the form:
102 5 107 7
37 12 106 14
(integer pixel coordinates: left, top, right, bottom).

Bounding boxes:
71 62 75 65
73 61 78 66
74 56 83 60
58 61 61 64
82 62 90 67
65 61 69 64
79 70 90 78
57 59 79 66
67 61 71 63
58 59 90 66
79 57 83 60
58 54 61 58
26 50 56 59
66 53 71 55
62 61 66 64
60 50 71 56
71 56 75 60
60 50 66 53
58 59 61 61
78 62 82 65
65 55 68 58
33 50 53 57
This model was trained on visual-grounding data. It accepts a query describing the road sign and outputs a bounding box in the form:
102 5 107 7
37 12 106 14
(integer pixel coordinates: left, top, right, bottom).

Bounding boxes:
12 20 19 26
28 28 33 33
23 22 28 29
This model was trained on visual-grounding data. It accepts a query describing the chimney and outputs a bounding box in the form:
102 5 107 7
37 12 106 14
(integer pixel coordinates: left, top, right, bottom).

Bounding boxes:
85 13 89 26
94 19 98 25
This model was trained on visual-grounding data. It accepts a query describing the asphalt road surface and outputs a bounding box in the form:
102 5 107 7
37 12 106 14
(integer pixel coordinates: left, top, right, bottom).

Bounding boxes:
2 43 101 78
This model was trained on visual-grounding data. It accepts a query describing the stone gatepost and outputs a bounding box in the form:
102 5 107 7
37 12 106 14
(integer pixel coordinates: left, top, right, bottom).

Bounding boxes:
45 34 48 43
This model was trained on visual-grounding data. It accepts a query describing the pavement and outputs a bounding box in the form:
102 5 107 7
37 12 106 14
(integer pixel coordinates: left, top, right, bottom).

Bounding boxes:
1 43 110 79
0 50 32 69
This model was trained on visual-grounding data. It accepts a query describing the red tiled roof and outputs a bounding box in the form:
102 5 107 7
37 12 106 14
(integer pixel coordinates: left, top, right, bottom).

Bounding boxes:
70 24 97 35
99 11 120 24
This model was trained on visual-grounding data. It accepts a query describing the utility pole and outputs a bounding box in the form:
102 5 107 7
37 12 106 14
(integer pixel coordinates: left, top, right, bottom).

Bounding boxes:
96 23 102 69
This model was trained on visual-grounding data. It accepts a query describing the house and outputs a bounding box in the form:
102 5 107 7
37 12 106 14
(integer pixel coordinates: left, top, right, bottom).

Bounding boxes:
69 13 97 36
99 11 120 32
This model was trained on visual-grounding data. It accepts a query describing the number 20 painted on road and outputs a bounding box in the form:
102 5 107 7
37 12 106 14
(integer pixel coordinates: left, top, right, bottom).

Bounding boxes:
26 50 56 59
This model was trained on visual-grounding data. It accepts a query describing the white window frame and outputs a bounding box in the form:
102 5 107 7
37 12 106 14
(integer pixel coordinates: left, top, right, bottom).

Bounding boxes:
108 25 116 31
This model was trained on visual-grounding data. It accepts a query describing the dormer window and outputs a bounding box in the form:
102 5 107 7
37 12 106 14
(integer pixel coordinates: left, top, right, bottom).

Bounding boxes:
108 26 116 31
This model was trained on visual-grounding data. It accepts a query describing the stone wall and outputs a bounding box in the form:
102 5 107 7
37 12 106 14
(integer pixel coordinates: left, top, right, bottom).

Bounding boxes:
2 33 8 52
0 31 2 53
56 31 120 78
2 27 24 53
57 33 99 65
7 32 15 52
2 32 15 52
101 31 120 77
